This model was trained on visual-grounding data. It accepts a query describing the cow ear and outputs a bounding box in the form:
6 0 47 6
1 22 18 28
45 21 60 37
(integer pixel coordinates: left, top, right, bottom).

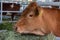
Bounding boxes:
34 6 40 16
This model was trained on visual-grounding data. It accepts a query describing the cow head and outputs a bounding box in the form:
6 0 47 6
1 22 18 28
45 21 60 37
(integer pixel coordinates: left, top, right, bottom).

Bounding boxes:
14 2 50 36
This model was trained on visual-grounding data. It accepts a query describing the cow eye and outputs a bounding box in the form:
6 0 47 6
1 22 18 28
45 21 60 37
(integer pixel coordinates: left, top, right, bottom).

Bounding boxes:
27 14 33 18
29 15 33 17
27 12 34 18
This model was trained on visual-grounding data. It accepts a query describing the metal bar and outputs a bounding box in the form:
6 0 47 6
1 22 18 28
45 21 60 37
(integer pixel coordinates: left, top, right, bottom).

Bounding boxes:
37 2 60 6
0 21 17 23
2 11 21 12
1 1 2 22
1 1 21 4
2 21 17 22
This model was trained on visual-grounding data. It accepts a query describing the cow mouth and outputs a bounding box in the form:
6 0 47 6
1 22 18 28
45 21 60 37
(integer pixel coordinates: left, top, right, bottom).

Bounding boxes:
17 32 44 36
17 30 46 36
18 32 48 36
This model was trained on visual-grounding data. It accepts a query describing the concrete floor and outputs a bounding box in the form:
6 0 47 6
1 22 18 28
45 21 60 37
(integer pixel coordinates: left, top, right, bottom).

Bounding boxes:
56 37 60 40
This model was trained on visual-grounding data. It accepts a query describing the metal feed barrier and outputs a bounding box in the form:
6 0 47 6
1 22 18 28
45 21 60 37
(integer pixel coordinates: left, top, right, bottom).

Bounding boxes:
0 1 60 23
0 1 21 23
0 0 30 23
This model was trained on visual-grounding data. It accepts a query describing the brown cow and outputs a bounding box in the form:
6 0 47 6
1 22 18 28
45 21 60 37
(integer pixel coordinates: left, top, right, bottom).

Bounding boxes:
14 2 60 37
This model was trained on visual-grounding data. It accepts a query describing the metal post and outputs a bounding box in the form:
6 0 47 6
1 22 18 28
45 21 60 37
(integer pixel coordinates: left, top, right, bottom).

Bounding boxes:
1 1 2 23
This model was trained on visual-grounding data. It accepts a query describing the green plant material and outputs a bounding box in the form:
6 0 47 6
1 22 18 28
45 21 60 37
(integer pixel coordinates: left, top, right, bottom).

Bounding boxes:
0 1 57 40
0 31 56 40
0 22 56 40
0 22 14 31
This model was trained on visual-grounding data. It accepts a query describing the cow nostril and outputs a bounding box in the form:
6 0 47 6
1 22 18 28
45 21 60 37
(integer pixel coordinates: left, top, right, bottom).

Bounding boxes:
14 26 18 31
15 27 17 31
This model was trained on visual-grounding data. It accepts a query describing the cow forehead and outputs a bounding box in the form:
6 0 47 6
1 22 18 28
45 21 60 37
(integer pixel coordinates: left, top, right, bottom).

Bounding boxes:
21 2 38 16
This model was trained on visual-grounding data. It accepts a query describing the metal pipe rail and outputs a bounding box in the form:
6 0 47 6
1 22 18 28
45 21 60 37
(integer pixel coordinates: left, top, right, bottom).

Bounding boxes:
0 1 21 4
37 2 60 6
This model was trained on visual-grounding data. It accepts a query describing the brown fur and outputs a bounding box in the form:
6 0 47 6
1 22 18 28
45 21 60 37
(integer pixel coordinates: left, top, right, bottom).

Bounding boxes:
21 2 39 17
15 2 60 37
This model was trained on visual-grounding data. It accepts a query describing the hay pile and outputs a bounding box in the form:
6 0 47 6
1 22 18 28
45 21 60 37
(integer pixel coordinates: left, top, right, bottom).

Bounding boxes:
0 30 56 40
